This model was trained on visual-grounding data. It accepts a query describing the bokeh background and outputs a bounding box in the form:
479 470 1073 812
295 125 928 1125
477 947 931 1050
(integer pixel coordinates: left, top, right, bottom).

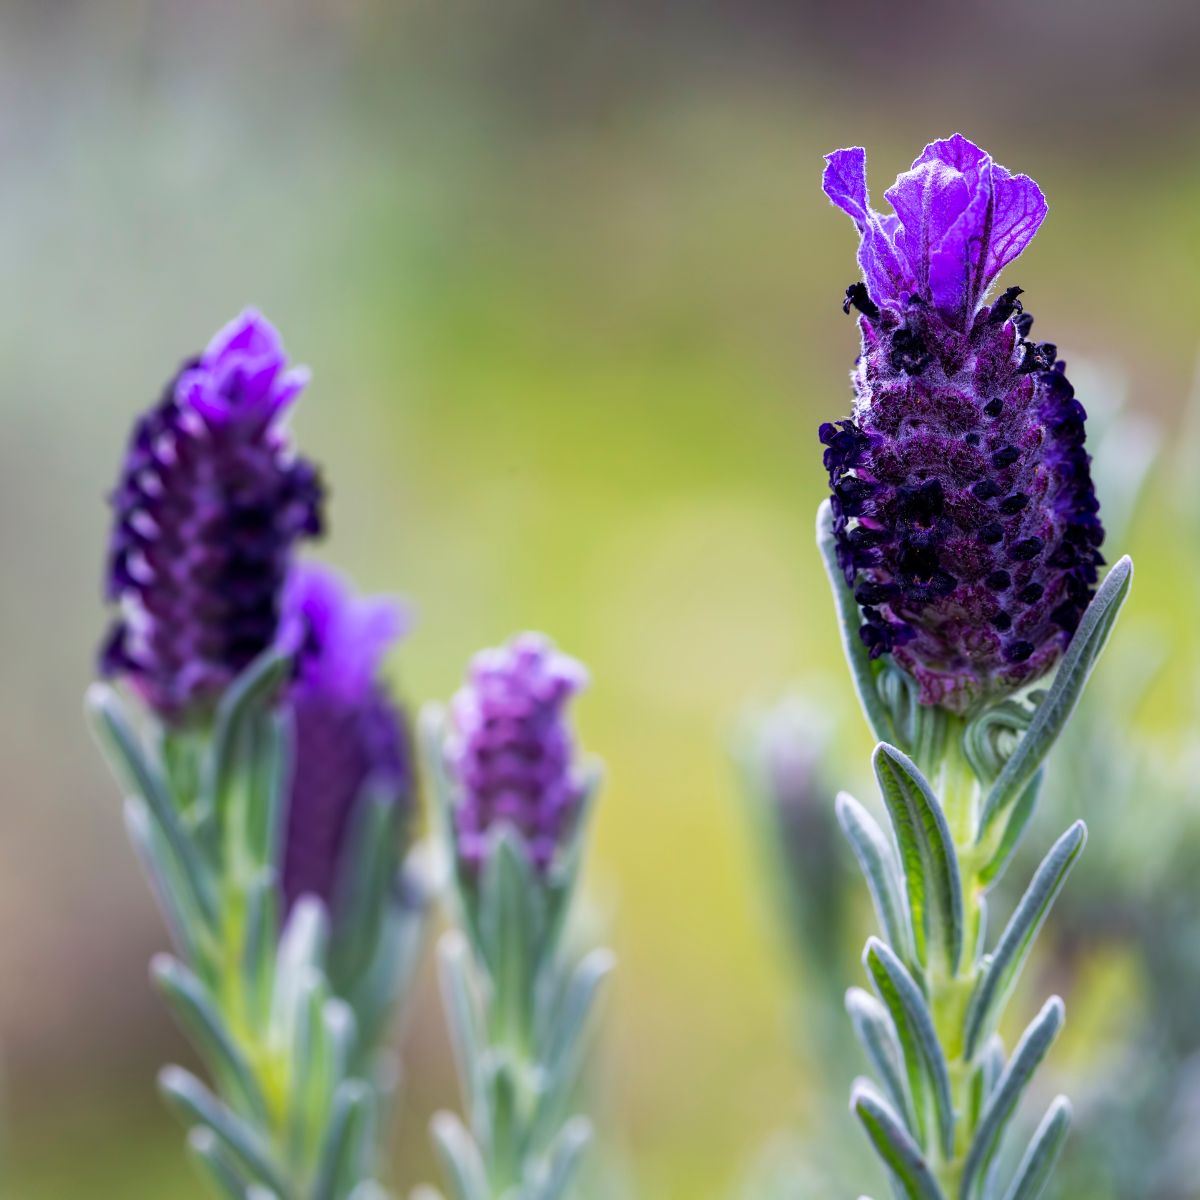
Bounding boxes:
2 2 1199 1197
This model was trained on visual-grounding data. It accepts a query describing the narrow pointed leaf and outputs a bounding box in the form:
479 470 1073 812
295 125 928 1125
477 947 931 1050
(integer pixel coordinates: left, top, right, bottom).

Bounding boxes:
201 646 291 823
313 1080 377 1200
543 948 615 1082
864 939 955 1159
979 557 1132 839
159 1067 288 1195
480 827 538 1042
534 1117 593 1200
152 957 269 1124
124 799 206 965
873 744 963 973
186 1127 255 1200
430 1111 490 1200
965 825 1085 1058
837 792 915 965
88 684 217 924
851 1081 945 1200
438 932 486 1104
1000 1096 1072 1200
961 998 1065 1199
846 987 915 1135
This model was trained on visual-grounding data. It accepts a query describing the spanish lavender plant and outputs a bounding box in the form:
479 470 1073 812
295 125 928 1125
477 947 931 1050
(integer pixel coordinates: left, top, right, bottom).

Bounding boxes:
421 633 613 1200
88 310 426 1200
817 136 1133 1199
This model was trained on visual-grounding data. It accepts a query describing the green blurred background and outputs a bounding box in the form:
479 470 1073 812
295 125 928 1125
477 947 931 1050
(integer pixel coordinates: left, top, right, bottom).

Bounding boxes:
2 2 1199 1197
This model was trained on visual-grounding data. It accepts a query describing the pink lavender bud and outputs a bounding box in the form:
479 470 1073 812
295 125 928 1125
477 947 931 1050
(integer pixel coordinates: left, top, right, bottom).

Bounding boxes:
446 633 589 875
821 136 1104 714
280 562 412 913
100 310 323 721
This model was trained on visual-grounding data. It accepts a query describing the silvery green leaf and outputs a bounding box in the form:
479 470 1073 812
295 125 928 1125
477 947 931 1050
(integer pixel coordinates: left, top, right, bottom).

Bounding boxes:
313 1080 377 1200
531 1117 592 1200
239 869 279 1033
863 939 955 1160
151 956 268 1125
542 948 615 1084
186 1126 256 1200
836 792 916 967
159 1066 288 1195
288 967 337 1167
480 827 540 1043
873 745 963 974
430 1111 490 1200
438 932 487 1111
273 898 331 1035
1000 1096 1071 1200
542 765 602 953
817 501 896 747
978 556 1132 842
124 798 206 965
977 771 1043 888
483 1053 521 1185
533 948 616 1145
324 998 357 1094
964 825 1086 1059
850 1080 946 1200
330 784 402 985
845 988 915 1137
968 1036 1005 1130
242 708 291 871
88 684 217 925
960 998 1065 1200
201 646 292 827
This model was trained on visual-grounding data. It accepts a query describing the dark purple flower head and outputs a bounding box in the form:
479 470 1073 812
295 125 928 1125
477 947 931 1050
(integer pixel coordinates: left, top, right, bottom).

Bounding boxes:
820 137 1104 715
281 562 412 914
100 310 324 721
446 633 589 875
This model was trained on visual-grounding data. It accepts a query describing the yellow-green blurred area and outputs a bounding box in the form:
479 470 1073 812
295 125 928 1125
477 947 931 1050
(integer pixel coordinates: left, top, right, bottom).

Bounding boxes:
2 2 1199 1197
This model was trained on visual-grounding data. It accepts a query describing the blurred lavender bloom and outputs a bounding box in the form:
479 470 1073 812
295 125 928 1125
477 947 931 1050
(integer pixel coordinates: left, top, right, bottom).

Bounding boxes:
742 697 845 977
280 561 413 914
820 136 1105 713
101 309 323 720
446 632 588 874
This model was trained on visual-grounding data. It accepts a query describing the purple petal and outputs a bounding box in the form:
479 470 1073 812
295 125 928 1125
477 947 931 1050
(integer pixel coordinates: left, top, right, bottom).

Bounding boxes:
205 308 283 366
822 147 914 305
283 561 410 702
982 166 1047 291
822 147 872 225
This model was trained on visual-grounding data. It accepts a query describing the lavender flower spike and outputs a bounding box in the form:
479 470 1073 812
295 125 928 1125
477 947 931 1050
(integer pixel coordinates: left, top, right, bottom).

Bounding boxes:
820 136 1104 713
101 309 324 720
280 561 413 914
447 632 589 874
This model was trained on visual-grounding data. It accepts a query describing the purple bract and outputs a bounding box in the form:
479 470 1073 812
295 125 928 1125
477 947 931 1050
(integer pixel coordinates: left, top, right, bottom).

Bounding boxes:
280 562 412 914
446 633 589 875
101 310 323 720
821 137 1104 714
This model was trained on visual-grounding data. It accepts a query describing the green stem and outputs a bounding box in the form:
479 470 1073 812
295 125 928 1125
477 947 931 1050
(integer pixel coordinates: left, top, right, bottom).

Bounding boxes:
928 720 986 1197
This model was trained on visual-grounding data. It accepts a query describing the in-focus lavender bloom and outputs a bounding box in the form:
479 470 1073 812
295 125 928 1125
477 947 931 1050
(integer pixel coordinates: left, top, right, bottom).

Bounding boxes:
820 135 1104 713
280 562 412 914
446 633 588 875
101 310 324 720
